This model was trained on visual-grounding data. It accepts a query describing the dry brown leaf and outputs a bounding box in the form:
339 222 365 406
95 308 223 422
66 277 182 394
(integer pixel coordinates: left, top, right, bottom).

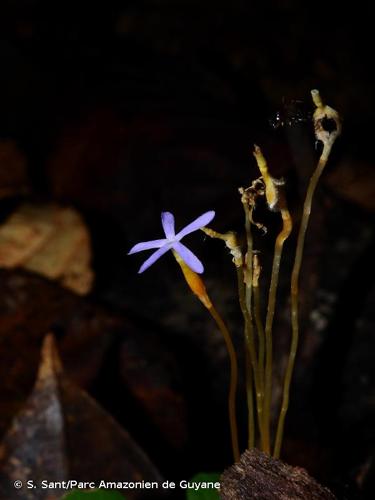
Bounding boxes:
0 204 93 295
0 205 56 268
0 334 163 500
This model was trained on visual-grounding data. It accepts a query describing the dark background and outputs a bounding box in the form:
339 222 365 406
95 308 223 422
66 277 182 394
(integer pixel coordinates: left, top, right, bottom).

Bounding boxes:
0 1 374 499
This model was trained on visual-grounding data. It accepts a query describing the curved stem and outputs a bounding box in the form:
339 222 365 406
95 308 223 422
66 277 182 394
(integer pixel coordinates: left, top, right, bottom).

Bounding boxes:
263 206 292 455
172 249 240 462
208 305 240 462
273 146 330 458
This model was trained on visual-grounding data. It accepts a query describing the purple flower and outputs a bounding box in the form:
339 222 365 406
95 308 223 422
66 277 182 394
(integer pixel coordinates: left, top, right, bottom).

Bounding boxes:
128 211 215 274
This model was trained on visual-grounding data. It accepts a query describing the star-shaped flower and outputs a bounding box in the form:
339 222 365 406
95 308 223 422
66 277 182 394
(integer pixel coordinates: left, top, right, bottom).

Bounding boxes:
128 210 215 274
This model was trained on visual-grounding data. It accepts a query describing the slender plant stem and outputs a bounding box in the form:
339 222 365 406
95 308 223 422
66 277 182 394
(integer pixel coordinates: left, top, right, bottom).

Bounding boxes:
237 266 257 449
172 249 240 461
263 206 292 455
253 269 265 398
243 205 253 316
241 205 266 450
273 145 331 458
208 304 240 461
245 345 255 448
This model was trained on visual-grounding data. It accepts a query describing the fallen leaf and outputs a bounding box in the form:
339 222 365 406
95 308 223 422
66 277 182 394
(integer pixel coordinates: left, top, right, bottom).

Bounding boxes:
0 204 56 268
0 204 93 295
0 268 188 464
0 334 162 500
0 269 119 433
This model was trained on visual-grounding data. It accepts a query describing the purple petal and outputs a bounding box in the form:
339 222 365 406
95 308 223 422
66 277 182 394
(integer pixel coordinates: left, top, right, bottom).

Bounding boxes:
128 239 167 255
175 210 215 240
138 244 171 273
173 242 204 274
161 212 175 238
